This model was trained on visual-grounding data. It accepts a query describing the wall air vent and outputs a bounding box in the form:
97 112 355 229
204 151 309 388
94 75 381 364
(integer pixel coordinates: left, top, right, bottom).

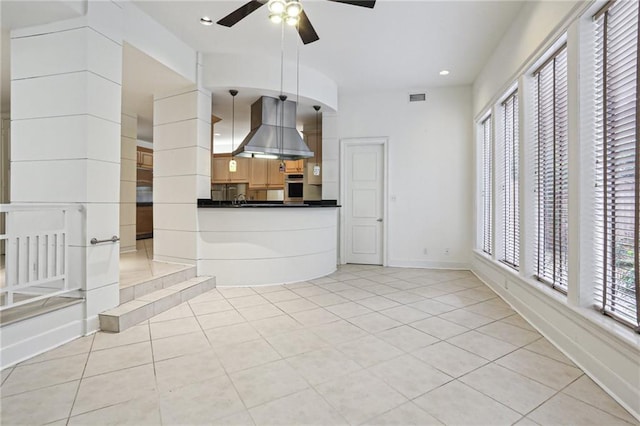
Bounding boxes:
409 93 426 102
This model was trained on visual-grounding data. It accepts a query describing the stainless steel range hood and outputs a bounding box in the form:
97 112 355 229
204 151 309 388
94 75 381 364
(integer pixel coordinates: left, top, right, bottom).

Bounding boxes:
231 96 314 160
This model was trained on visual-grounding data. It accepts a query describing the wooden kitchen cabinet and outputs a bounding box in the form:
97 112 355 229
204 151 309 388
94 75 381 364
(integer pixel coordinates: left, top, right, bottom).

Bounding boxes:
212 155 249 183
284 159 304 174
137 148 153 169
250 158 284 189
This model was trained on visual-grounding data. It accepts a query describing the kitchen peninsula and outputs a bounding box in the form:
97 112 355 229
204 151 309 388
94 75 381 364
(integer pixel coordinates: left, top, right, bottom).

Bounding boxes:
197 199 340 286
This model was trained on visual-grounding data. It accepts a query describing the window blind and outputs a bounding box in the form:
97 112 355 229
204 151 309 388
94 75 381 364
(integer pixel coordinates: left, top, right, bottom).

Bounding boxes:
481 116 493 255
593 0 639 331
501 91 520 269
534 45 569 292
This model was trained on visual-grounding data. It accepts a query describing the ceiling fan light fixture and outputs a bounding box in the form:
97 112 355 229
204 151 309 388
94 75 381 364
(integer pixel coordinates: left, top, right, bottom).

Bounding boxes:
285 1 302 17
200 16 213 26
285 15 299 26
268 0 286 14
269 12 283 24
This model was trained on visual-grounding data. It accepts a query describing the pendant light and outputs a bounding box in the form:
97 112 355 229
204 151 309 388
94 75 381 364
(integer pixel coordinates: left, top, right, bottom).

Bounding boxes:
313 105 321 176
229 89 238 172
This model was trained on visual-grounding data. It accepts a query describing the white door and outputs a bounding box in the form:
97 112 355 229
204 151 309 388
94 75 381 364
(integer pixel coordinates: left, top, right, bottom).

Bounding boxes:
345 143 384 265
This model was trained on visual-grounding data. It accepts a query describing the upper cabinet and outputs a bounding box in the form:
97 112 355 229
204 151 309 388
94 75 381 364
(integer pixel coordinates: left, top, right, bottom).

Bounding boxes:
212 155 250 183
250 158 284 189
137 148 153 170
284 159 304 174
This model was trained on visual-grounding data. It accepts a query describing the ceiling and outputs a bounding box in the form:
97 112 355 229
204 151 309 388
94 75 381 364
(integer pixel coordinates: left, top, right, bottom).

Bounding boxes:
2 0 525 149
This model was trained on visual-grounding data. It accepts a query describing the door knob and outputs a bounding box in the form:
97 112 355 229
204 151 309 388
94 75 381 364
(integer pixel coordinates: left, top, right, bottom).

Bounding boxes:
377 218 383 222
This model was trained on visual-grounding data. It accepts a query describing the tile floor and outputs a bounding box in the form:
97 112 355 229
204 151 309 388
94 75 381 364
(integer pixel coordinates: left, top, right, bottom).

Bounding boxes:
1 265 638 425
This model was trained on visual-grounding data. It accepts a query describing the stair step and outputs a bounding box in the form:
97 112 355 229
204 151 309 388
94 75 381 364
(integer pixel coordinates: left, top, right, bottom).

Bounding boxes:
99 276 215 332
119 265 196 304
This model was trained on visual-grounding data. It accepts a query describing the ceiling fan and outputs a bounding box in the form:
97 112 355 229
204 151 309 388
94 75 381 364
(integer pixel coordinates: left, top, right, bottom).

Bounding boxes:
217 0 376 45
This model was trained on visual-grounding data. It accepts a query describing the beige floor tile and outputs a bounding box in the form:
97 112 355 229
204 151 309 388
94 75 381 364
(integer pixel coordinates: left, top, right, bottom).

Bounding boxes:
337 335 404 368
290 307 341 326
286 347 362 385
408 286 450 299
230 359 309 408
325 281 362 292
252 284 288 294
414 380 522 426
380 291 425 305
379 305 431 323
212 409 256 425
316 369 407 424
408 299 458 315
149 302 195 323
1 367 13 385
249 314 302 337
496 348 583 390
151 330 211 361
513 417 542 426
227 294 268 309
376 325 439 352
68 393 161 425
528 393 634 426
2 353 87 396
336 288 377 301
188 288 224 303
0 380 78 425
326 301 374 319
523 338 575 366
149 316 201 339
433 293 480 308
71 364 157 416
84 341 152 377
275 298 319 314
291 285 331 298
197 309 246 330
465 300 514 319
248 388 348 426
261 289 300 303
265 328 328 357
562 375 637 424
438 308 494 329
500 313 538 331
348 312 403 333
367 274 401 284
236 303 285 321
188 298 233 316
154 350 225 391
20 335 94 365
356 296 402 311
92 323 150 351
459 363 556 414
412 341 488 378
411 316 469 339
158 374 245 424
217 286 256 299
476 321 541 347
368 354 453 399
205 322 262 346
309 320 369 345
214 338 282 373
385 280 423 291
447 330 518 360
454 287 497 302
363 401 444 426
306 292 350 307
366 284 400 295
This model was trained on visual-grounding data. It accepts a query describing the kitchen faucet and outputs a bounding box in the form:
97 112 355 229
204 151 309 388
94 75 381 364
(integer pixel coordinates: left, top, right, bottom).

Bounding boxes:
234 193 247 205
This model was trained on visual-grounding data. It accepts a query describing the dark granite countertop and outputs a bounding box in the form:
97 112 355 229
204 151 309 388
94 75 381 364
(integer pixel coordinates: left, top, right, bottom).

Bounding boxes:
197 199 340 208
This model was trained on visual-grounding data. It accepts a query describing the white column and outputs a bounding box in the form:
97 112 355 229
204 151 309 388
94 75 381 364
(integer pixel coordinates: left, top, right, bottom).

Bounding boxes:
322 111 339 200
153 82 211 265
10 0 123 332
120 113 137 253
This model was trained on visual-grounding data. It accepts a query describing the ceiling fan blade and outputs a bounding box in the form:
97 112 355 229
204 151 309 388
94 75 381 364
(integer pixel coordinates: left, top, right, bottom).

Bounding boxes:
326 0 376 8
217 0 266 27
297 10 320 45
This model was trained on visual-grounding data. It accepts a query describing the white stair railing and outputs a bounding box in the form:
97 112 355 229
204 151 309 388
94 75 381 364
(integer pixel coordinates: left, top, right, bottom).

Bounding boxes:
0 204 83 311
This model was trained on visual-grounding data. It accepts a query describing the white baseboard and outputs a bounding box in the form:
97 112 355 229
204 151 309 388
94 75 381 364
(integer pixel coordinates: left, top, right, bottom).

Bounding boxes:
387 258 470 270
471 252 640 422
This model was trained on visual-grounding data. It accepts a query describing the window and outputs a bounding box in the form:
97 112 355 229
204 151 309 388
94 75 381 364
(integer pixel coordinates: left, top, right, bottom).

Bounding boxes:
481 115 493 255
501 91 520 269
533 44 569 292
593 0 639 330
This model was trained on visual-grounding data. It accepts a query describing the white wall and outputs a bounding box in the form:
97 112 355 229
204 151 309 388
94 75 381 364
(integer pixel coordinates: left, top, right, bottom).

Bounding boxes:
337 87 473 269
472 0 640 419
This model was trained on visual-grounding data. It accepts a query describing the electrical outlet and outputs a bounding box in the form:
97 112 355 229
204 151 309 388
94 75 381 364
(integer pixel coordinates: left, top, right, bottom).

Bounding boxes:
444 248 450 255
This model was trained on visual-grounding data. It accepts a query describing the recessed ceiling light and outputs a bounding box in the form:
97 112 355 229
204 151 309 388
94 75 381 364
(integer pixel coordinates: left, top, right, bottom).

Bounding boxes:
214 133 221 136
439 70 450 76
200 16 213 26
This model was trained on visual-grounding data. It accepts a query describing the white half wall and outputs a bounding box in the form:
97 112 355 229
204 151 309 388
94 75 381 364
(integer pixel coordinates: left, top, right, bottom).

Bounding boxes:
337 87 473 269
